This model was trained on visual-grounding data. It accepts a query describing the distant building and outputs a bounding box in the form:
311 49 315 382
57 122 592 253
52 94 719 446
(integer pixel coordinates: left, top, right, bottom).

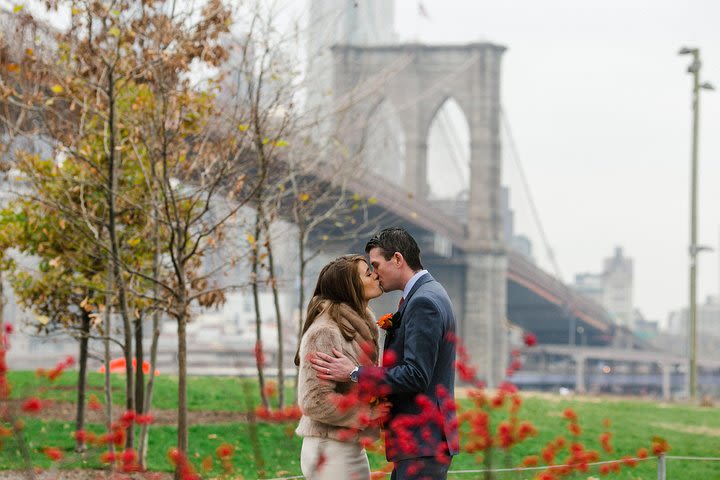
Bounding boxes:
502 187 534 261
573 247 634 329
665 295 720 357
632 309 659 341
306 0 396 115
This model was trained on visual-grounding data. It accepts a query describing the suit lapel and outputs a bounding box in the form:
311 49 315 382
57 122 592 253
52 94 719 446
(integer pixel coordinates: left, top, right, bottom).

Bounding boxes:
397 272 433 317
383 273 434 357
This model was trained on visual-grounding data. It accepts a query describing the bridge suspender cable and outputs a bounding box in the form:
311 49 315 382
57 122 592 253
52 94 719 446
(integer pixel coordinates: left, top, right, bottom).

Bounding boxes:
500 106 563 281
435 105 470 191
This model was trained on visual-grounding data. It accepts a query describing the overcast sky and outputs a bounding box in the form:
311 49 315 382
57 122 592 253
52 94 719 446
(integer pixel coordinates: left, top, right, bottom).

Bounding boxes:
391 0 720 325
22 0 720 325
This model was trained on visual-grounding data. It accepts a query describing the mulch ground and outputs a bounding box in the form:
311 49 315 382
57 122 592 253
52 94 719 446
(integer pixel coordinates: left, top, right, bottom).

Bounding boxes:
0 470 173 479
11 400 249 426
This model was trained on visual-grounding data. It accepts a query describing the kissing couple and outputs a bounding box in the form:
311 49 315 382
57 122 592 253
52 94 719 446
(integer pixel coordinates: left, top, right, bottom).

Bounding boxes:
295 227 459 479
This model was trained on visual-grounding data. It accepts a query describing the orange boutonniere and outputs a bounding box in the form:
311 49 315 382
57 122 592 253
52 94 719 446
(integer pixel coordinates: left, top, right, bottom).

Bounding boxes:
377 313 393 330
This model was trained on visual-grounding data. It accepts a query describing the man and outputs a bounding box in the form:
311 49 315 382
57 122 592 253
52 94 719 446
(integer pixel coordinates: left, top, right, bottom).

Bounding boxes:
311 227 459 479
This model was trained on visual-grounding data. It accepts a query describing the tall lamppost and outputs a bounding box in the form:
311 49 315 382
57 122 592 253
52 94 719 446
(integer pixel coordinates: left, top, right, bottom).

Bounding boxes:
678 47 714 401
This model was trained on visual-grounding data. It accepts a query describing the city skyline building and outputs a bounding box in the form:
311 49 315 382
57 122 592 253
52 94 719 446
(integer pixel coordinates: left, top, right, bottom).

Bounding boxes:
573 246 634 329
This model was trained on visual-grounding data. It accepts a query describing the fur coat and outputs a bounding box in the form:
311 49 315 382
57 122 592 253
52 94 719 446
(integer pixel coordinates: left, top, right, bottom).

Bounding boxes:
295 302 380 443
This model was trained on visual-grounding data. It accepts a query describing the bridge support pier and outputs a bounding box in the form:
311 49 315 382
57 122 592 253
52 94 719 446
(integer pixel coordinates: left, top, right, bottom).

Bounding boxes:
660 362 671 401
574 354 587 394
464 252 507 388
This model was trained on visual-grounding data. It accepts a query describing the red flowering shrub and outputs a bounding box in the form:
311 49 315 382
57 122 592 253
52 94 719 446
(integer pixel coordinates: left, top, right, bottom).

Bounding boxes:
0 320 673 480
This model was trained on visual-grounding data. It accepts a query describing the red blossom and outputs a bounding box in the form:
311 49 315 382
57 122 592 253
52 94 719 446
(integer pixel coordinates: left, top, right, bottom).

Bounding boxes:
382 349 398 367
216 443 234 458
315 452 327 471
262 381 277 398
0 375 10 398
88 394 103 411
490 393 505 408
498 382 518 394
622 455 638 467
517 421 537 440
652 439 670 455
73 430 95 443
100 451 117 464
457 361 478 382
600 431 613 453
359 436 374 448
562 408 577 421
637 447 648 459
135 414 154 425
523 332 537 347
120 410 136 428
167 448 182 466
112 428 126 447
521 455 539 467
254 341 266 366
21 397 43 414
121 448 141 472
541 445 555 464
4 324 12 334
406 461 423 476
43 447 63 461
254 405 269 420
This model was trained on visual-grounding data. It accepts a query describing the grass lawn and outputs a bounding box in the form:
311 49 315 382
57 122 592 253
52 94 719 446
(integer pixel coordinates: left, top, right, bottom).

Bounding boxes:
2 372 720 479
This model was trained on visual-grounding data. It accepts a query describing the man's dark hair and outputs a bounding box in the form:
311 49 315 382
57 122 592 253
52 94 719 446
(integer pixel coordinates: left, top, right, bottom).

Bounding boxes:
365 227 423 271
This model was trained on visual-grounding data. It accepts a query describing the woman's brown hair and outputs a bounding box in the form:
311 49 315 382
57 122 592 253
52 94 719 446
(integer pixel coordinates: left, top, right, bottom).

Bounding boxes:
294 254 370 366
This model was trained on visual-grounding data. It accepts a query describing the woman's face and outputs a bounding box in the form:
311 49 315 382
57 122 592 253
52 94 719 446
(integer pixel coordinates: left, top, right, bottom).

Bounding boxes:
358 260 383 301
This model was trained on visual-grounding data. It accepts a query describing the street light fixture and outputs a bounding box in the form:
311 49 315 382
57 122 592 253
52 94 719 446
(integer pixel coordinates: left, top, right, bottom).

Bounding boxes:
678 46 714 402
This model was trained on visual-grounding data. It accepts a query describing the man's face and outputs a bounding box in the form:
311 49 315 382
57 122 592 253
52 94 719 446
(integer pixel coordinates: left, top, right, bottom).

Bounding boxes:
368 247 400 292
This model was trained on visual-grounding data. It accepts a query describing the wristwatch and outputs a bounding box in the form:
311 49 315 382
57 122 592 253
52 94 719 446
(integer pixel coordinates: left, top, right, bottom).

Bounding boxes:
349 366 359 383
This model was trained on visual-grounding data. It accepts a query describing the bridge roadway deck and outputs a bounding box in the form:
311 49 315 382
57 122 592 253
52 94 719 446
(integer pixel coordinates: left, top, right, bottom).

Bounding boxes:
518 345 720 400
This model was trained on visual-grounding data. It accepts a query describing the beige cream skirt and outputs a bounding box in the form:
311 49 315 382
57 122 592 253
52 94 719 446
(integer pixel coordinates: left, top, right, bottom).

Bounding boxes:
300 436 370 480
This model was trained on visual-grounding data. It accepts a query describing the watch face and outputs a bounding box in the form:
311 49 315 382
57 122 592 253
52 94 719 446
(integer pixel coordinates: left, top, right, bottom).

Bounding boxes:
350 369 359 382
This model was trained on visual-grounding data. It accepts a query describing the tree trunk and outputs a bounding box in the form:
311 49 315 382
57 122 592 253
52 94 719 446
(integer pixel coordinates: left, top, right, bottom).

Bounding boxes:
0 269 4 330
103 270 114 455
139 308 161 468
175 311 188 480
139 209 162 468
293 230 306 403
251 213 269 409
74 308 91 452
263 219 284 409
135 316 145 415
105 73 134 448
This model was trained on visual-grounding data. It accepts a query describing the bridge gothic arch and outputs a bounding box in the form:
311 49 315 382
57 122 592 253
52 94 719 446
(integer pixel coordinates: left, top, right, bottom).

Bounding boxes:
361 98 406 186
426 96 470 201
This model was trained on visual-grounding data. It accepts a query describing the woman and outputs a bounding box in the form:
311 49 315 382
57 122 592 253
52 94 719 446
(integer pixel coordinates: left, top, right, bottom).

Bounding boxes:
295 254 388 480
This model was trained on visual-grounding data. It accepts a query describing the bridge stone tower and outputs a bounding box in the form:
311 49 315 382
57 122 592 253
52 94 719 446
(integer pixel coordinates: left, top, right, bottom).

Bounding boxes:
331 43 509 386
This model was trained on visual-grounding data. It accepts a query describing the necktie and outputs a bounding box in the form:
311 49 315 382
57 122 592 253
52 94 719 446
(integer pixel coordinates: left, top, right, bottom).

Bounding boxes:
398 297 405 311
